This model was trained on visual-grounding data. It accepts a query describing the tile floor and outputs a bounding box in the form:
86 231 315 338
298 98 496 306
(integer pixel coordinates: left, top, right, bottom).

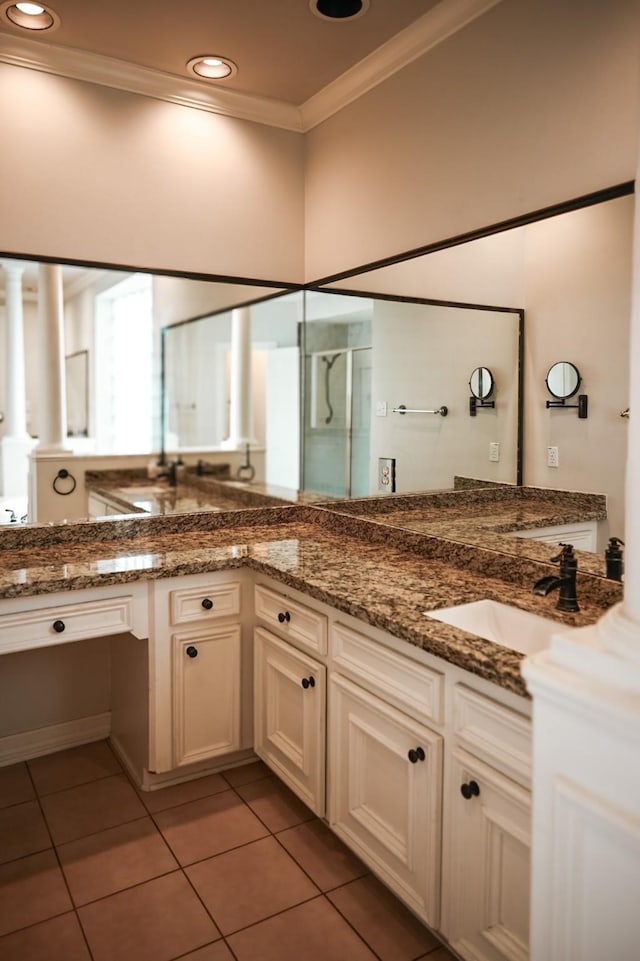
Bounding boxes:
0 740 460 961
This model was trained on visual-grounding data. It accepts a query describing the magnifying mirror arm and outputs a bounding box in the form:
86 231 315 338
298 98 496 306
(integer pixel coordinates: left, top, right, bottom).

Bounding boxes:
469 396 496 416
545 394 589 418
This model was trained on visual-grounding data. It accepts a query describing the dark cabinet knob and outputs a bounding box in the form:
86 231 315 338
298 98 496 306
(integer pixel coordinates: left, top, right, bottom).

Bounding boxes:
185 645 198 658
460 780 480 799
408 747 426 764
201 597 213 610
278 611 291 623
52 620 66 633
301 676 316 689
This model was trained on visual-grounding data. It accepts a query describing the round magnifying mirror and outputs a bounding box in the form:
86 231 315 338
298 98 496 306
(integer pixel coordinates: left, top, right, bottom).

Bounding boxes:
545 361 581 399
469 367 494 400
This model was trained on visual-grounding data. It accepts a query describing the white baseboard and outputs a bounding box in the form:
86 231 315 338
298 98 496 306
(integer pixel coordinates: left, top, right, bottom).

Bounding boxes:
0 712 111 766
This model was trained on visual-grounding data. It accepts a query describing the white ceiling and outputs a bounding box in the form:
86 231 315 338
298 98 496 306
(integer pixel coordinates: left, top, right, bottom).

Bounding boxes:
0 0 502 130
1 0 437 104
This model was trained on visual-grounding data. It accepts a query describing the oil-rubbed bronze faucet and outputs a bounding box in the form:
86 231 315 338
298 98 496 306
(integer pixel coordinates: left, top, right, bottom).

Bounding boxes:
605 537 624 581
532 543 580 612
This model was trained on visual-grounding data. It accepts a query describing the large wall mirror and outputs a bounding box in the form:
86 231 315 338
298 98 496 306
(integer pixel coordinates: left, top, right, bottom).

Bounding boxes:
0 186 631 547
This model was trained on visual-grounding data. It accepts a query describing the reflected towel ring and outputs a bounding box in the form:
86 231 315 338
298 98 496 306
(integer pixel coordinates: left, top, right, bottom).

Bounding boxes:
53 468 77 495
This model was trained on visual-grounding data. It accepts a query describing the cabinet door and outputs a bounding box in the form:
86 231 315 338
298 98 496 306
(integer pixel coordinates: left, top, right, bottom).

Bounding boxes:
328 673 442 927
254 627 326 816
443 749 531 961
173 625 241 767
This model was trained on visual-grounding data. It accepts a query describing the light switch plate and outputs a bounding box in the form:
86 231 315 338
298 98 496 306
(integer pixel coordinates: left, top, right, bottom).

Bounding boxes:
376 401 388 417
489 442 500 462
547 446 560 468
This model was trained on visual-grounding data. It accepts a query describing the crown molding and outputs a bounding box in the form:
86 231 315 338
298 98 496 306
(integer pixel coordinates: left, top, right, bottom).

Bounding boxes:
0 31 304 131
300 0 505 130
0 0 503 133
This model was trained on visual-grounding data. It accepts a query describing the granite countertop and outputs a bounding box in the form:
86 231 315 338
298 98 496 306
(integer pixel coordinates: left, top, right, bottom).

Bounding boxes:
0 502 621 698
325 485 610 576
87 470 330 516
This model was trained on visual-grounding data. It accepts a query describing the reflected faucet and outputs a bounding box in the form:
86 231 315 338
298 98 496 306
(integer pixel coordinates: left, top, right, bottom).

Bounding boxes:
533 543 580 612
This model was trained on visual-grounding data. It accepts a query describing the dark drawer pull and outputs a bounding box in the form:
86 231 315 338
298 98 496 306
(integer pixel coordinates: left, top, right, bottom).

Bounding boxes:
301 676 315 689
201 597 213 610
185 645 199 658
408 747 426 764
52 620 66 633
278 611 291 623
461 780 480 800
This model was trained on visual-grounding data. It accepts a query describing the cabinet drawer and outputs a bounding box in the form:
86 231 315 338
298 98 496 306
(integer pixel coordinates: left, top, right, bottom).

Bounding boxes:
254 584 327 656
0 593 141 654
331 622 443 726
169 580 241 626
453 685 531 788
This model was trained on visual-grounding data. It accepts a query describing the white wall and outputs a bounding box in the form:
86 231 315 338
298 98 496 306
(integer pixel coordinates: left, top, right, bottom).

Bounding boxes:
371 303 519 491
0 65 305 283
304 0 639 280
523 196 633 540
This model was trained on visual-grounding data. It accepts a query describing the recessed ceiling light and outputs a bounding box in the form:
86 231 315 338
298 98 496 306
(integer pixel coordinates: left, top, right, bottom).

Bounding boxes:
186 56 238 82
310 0 370 21
0 0 60 30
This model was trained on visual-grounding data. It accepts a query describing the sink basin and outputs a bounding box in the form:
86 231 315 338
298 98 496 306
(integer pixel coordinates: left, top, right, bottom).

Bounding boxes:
423 599 571 655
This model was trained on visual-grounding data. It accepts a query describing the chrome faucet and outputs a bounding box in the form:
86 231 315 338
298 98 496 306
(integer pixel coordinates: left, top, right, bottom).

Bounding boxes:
533 543 580 612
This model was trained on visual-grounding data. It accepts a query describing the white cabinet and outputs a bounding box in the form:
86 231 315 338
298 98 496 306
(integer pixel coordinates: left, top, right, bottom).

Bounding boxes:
510 521 598 552
254 626 326 815
173 624 241 767
328 632 443 928
442 685 532 961
149 571 249 774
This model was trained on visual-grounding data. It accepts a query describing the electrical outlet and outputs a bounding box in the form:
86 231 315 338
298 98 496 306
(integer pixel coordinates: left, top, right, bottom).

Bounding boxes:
376 401 388 417
378 457 396 492
547 446 560 468
489 442 500 462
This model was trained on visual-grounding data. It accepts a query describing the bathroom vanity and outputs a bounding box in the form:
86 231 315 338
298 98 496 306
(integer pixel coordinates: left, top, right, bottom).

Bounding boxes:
0 495 621 961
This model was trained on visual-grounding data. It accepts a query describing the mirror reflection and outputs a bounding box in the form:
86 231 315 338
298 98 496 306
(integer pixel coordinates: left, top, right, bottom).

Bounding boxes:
469 367 494 400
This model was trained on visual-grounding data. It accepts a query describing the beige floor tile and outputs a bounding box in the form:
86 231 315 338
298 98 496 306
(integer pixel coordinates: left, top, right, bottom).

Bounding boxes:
137 772 228 813
227 896 378 961
178 942 236 961
221 759 271 787
78 870 220 961
328 875 440 961
0 912 91 961
57 815 178 905
155 789 269 866
0 762 35 808
28 741 122 796
0 849 72 936
234 776 316 832
0 799 51 865
277 818 368 891
40 773 146 844
187 835 319 934
417 948 458 960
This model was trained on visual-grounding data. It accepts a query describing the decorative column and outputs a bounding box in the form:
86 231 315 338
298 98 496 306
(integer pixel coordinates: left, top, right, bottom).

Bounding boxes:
1 261 35 498
522 141 640 960
29 263 77 524
221 306 253 449
36 263 68 450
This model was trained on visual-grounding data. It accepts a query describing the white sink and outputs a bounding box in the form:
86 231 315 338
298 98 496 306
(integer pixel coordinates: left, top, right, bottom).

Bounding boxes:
423 599 571 655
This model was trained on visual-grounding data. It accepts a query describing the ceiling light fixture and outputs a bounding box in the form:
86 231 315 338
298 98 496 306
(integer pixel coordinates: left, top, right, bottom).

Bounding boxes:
310 0 370 21
186 56 238 82
0 0 60 30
